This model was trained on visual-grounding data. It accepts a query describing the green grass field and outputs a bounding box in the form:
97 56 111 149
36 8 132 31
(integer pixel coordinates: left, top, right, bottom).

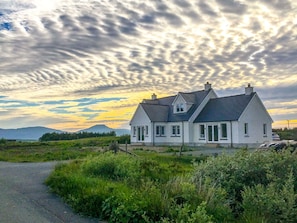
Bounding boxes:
0 136 123 162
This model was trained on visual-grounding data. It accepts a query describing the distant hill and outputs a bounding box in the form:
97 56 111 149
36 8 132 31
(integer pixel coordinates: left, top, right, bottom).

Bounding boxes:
0 125 130 141
0 127 63 141
78 124 130 136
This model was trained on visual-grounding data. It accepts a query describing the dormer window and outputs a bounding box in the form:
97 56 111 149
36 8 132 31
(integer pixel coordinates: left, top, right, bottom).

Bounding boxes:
176 103 185 113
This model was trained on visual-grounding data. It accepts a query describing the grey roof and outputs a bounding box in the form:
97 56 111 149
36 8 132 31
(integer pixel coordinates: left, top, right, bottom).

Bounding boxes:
141 103 169 122
141 90 210 122
194 93 255 123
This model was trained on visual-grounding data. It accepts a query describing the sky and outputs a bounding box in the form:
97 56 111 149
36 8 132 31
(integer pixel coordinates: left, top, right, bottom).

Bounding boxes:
0 0 297 131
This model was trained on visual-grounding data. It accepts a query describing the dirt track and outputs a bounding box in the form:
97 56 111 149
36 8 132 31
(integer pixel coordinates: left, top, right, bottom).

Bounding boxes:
0 162 101 223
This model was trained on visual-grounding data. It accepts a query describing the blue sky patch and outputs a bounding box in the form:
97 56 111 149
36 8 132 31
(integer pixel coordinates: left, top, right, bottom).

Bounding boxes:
0 22 12 31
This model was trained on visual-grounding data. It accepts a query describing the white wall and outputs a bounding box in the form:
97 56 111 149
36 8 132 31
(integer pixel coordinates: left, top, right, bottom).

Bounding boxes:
130 105 152 144
237 94 273 145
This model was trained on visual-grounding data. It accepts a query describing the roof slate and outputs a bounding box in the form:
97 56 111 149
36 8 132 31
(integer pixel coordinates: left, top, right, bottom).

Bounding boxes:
194 93 255 122
141 90 210 122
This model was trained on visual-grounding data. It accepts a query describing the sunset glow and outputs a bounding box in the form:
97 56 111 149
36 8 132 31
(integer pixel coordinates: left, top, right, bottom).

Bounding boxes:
0 0 296 131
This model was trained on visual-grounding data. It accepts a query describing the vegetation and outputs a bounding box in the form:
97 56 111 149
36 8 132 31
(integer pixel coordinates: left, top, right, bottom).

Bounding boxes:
0 135 130 162
273 127 297 140
46 149 297 223
39 131 117 141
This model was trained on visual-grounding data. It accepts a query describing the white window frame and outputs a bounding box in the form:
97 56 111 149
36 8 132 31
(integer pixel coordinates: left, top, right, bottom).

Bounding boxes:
145 126 149 136
221 123 227 139
244 123 249 136
263 123 267 136
176 103 185 113
156 125 165 137
171 125 180 137
199 124 205 139
133 126 136 137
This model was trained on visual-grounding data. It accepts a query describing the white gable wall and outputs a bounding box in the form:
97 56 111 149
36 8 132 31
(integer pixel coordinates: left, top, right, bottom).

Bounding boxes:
130 105 152 144
237 94 272 146
172 94 189 113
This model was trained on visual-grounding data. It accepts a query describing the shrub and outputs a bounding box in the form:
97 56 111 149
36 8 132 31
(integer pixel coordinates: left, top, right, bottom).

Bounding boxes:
81 153 139 181
242 169 297 223
192 149 297 221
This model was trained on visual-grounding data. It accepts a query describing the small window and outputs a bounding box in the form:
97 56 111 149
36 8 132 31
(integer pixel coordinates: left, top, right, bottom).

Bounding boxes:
176 103 185 113
221 123 227 138
199 124 205 139
156 125 165 136
244 123 248 135
145 126 148 136
133 126 136 137
263 124 267 136
171 125 180 136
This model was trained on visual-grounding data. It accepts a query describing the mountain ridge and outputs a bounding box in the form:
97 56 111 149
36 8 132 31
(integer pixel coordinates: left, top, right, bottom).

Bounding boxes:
0 125 130 140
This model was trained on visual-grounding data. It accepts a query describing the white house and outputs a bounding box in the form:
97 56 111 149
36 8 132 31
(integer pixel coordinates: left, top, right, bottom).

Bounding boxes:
130 83 273 148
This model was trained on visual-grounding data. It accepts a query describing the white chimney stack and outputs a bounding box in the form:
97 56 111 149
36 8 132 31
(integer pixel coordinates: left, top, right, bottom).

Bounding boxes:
245 83 254 95
204 82 211 91
151 93 157 100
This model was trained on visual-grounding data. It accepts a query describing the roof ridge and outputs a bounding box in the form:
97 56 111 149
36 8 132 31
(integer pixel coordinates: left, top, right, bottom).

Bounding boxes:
141 103 169 107
179 89 206 94
212 92 255 100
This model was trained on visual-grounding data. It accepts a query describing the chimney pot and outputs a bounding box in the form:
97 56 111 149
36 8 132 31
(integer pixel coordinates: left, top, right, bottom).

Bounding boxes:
204 82 211 91
151 93 157 100
245 83 253 95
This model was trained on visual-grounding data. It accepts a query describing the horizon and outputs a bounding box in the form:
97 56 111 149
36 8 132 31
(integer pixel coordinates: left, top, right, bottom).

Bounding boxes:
1 0 296 131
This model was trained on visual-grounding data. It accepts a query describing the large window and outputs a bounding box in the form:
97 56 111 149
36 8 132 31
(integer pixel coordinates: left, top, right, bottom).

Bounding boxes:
221 123 227 138
156 125 165 136
171 125 180 136
244 123 249 135
199 124 205 139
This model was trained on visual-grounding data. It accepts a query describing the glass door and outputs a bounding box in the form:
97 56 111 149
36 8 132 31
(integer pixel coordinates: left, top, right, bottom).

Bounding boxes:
208 125 218 142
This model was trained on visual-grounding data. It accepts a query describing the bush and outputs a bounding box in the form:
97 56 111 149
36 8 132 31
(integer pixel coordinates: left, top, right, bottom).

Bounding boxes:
192 150 297 221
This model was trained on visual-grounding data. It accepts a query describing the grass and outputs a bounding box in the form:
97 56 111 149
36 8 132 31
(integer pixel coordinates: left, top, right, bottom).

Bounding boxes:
0 136 121 162
45 152 215 222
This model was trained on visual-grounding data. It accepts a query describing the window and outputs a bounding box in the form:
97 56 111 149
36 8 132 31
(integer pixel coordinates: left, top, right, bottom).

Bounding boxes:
221 123 227 138
156 125 165 136
171 125 180 136
244 123 249 135
145 126 148 136
263 124 267 136
199 125 205 139
133 126 136 137
176 103 184 113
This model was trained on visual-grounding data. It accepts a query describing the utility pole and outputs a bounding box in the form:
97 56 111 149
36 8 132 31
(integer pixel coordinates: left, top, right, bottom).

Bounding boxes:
287 120 290 129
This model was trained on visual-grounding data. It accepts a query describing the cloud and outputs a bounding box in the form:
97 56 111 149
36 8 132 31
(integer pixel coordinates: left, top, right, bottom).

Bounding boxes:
0 0 297 129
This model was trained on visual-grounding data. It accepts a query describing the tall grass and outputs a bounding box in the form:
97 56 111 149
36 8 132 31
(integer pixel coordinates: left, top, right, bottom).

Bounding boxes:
46 152 222 222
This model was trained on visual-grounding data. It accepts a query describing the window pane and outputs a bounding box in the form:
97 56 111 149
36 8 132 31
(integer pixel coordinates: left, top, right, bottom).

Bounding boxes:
244 123 248 135
161 126 165 135
200 125 205 138
221 123 227 138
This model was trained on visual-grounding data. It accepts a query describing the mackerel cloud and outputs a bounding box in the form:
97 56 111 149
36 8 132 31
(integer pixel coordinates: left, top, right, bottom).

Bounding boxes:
0 0 297 128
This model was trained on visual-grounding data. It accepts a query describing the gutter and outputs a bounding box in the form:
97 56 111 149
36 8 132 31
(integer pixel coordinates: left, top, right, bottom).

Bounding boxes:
230 121 233 148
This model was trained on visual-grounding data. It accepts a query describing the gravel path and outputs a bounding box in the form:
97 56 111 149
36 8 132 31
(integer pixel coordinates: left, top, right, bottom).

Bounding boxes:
0 162 102 223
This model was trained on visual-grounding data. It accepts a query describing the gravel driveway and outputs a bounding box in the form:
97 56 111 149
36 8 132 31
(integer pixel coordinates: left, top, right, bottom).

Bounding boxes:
0 161 102 223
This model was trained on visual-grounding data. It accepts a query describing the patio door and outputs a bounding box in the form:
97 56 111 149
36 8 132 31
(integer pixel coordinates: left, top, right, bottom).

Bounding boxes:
208 125 218 142
137 126 145 141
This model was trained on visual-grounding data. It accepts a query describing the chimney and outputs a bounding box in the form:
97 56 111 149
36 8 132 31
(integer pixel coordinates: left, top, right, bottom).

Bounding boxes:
245 83 254 95
151 93 157 100
204 82 211 91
